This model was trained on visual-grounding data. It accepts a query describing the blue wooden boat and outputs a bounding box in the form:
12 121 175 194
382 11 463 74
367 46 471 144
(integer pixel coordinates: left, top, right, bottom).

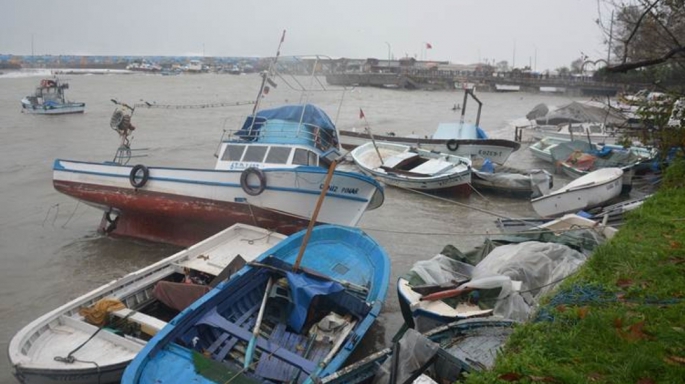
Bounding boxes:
122 225 390 384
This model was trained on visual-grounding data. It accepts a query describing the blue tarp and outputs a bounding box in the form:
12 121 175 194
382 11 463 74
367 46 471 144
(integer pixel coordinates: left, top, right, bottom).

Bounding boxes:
237 104 336 138
286 271 344 333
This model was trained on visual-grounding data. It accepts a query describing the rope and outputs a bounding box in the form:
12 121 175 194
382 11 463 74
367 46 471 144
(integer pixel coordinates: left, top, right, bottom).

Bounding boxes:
534 284 684 323
53 306 138 384
386 183 608 244
133 100 256 109
360 226 605 237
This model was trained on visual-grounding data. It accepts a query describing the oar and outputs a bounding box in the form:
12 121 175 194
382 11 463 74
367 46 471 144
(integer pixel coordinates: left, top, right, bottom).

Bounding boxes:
419 287 473 302
244 277 274 369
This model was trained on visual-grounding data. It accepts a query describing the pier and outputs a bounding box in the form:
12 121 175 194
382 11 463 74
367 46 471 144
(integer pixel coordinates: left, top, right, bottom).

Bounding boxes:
325 70 640 96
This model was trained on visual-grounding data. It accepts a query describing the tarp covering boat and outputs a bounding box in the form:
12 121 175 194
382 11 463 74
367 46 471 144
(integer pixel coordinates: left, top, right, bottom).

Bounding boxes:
286 271 344 333
237 104 337 137
534 101 628 126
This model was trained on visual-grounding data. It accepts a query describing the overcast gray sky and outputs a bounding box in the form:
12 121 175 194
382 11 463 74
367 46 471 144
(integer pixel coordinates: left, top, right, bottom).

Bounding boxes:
1 0 611 71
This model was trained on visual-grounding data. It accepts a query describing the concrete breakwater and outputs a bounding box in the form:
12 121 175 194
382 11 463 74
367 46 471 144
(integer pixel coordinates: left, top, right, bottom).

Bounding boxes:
325 72 639 96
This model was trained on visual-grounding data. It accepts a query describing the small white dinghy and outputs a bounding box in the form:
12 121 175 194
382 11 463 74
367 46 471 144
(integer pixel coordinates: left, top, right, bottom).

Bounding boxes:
8 224 286 384
531 167 623 218
350 141 472 196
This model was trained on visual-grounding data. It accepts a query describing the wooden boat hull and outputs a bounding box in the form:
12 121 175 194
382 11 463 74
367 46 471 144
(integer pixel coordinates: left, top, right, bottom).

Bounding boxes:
340 130 519 165
122 225 390 384
8 224 286 384
350 142 472 196
53 159 384 246
532 168 623 218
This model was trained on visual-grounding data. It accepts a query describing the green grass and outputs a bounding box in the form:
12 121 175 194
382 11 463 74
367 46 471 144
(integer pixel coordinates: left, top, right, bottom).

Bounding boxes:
465 161 685 384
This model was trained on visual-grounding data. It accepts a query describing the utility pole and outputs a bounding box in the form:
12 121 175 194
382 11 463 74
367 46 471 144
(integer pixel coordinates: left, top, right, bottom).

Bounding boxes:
512 39 516 69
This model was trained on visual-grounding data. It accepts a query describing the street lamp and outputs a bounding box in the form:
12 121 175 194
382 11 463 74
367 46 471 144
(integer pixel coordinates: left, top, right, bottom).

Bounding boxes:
384 42 392 60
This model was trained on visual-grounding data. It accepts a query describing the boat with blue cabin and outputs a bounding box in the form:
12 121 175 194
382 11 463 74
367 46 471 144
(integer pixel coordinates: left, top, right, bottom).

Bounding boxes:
52 103 384 246
21 77 85 115
122 225 391 384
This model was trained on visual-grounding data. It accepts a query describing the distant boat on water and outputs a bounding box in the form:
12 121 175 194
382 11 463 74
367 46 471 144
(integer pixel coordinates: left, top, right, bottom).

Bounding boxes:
21 77 85 115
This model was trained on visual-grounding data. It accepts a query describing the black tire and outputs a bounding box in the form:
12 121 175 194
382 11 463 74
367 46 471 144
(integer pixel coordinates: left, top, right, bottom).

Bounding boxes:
129 164 150 188
240 167 267 196
446 139 459 151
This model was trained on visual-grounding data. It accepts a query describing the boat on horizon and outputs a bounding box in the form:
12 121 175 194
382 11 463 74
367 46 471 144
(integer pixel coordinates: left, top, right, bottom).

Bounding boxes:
122 225 391 384
8 223 287 384
20 77 85 115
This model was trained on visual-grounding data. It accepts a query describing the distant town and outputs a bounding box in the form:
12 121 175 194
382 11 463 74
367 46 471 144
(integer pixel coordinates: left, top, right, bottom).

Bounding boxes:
1 53 649 96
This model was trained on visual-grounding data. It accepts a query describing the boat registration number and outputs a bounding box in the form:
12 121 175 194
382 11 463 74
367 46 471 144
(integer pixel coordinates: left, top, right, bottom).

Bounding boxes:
478 150 502 158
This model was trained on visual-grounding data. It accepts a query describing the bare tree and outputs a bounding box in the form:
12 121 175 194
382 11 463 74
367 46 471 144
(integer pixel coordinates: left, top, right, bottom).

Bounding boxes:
602 0 685 73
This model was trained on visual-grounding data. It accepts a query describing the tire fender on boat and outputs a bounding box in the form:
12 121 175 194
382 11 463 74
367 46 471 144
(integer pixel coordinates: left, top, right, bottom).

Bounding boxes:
446 139 459 152
240 167 267 196
129 164 150 188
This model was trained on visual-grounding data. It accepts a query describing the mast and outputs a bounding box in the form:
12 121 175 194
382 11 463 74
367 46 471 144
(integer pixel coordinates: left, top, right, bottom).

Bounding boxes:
248 30 286 135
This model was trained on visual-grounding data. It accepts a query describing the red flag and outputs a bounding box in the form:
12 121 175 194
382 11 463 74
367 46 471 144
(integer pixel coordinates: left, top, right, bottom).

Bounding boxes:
426 42 433 49
359 108 365 119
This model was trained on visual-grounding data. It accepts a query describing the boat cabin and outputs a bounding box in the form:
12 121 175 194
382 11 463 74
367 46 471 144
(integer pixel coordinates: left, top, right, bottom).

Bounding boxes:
215 104 341 171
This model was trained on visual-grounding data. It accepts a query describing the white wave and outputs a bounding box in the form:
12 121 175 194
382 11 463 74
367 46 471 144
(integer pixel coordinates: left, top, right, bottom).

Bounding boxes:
0 69 54 79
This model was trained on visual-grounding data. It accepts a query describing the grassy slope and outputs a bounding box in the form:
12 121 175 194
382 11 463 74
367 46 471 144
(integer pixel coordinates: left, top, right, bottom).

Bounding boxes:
466 161 685 384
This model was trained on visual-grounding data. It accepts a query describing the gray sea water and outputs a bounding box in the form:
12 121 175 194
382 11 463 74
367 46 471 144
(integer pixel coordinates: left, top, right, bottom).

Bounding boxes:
0 70 581 382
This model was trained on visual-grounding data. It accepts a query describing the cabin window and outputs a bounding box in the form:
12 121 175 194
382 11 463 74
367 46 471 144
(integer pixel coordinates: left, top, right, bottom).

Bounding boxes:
308 151 318 166
570 125 585 133
221 145 246 161
242 146 268 162
589 125 602 133
293 149 309 165
265 147 291 164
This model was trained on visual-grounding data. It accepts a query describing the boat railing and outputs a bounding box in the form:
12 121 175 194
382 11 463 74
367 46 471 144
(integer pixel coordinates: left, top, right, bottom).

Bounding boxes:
228 119 338 152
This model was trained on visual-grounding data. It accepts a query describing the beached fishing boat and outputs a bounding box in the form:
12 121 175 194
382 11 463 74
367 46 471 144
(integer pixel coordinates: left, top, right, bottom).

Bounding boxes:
471 159 553 198
531 168 623 218
339 89 520 165
397 214 613 332
530 138 656 166
8 224 287 384
320 318 515 384
53 102 384 247
350 141 471 195
530 122 620 144
122 225 390 384
21 77 85 115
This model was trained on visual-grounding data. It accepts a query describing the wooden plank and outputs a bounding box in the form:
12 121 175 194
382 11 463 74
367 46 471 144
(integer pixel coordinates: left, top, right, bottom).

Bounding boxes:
202 315 317 374
110 308 167 336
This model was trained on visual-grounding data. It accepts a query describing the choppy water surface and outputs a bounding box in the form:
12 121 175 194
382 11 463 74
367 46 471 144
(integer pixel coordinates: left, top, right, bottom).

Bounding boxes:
0 71 582 381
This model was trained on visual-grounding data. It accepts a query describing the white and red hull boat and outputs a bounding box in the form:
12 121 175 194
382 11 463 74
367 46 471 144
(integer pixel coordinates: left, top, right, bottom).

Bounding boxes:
53 103 384 246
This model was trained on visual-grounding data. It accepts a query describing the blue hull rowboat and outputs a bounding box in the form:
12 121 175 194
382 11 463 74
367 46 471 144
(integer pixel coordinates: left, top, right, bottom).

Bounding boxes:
122 225 390 384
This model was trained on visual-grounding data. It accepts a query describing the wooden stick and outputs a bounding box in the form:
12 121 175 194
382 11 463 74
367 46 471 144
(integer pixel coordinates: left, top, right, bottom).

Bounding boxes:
292 159 338 272
362 114 384 165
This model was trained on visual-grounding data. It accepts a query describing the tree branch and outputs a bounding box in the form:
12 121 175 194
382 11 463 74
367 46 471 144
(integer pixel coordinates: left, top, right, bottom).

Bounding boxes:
621 0 661 64
607 45 685 72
